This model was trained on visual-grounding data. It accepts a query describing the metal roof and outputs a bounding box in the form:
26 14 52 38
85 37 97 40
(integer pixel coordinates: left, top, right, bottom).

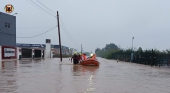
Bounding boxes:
16 43 70 49
16 43 59 48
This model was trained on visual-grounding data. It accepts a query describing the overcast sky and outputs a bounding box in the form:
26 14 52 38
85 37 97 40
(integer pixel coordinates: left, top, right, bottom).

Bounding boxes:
0 0 170 52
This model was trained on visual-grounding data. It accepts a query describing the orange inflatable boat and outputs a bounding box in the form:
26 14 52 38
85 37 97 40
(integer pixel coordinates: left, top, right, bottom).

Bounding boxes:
80 59 100 66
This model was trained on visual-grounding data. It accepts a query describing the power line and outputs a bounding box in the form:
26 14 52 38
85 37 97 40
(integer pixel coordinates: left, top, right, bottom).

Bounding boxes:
60 23 78 45
26 0 55 17
59 17 79 45
36 0 55 15
0 27 56 38
25 0 46 14
60 24 76 44
23 1 78 44
0 26 56 29
26 0 41 10
16 26 56 28
29 0 55 17
17 26 56 38
0 29 16 36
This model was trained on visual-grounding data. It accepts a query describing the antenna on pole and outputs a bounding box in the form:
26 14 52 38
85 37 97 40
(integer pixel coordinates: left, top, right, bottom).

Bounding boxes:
81 44 82 54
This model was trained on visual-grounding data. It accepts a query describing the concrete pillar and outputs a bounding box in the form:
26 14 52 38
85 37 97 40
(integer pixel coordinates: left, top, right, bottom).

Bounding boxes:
45 43 51 58
41 50 43 58
45 39 51 58
50 51 53 58
17 47 19 60
32 49 34 59
19 48 22 60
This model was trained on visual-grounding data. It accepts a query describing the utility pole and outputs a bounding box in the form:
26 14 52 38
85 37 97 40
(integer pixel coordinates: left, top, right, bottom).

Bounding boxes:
57 11 62 62
81 44 82 54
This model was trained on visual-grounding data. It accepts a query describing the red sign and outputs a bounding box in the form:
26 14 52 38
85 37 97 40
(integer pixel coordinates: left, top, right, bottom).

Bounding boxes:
1 46 16 59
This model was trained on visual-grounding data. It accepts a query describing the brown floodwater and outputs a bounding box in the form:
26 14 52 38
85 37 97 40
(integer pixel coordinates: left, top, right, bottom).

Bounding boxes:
0 58 170 93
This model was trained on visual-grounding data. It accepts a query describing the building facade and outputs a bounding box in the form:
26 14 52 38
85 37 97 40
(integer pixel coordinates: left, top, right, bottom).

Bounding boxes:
0 12 16 60
0 12 16 46
16 43 74 55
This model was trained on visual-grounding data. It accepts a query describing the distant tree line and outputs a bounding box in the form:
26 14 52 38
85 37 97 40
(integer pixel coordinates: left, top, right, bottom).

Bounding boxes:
84 52 90 56
95 43 170 67
95 43 120 59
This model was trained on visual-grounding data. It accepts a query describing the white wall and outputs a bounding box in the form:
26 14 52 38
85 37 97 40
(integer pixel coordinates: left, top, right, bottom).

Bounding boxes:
45 43 51 58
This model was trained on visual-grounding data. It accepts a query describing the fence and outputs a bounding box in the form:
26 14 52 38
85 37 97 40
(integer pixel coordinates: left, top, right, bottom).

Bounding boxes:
112 50 170 67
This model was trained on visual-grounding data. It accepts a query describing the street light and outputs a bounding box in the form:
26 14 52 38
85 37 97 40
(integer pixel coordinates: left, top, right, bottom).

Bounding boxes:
12 13 18 16
131 36 134 62
132 36 134 52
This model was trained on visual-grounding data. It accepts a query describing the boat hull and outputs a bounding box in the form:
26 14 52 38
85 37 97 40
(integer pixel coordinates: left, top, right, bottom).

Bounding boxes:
80 59 100 66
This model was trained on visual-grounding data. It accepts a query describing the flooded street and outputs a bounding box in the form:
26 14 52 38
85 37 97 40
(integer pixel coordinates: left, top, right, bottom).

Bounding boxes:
0 58 170 93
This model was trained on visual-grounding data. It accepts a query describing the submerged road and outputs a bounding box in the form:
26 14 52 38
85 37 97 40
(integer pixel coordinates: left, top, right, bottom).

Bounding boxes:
0 58 170 93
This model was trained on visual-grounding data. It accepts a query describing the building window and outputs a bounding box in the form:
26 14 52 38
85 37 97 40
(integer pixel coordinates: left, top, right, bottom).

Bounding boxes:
46 39 51 43
5 22 10 28
5 23 7 27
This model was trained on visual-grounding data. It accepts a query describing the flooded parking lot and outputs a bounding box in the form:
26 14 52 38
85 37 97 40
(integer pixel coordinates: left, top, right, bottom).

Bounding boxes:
0 58 170 93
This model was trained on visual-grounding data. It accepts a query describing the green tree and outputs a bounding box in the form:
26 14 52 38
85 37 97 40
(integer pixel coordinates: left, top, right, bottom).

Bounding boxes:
136 47 143 55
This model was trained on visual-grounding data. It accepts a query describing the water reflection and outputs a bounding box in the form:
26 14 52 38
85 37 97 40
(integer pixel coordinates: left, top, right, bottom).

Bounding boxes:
72 65 81 76
33 59 42 63
82 66 98 93
81 66 99 72
71 65 99 92
19 59 32 64
85 75 96 92
0 61 18 93
71 65 99 76
1 60 17 69
19 60 33 69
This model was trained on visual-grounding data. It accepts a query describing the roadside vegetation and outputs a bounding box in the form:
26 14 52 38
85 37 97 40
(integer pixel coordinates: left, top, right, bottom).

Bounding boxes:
95 43 170 60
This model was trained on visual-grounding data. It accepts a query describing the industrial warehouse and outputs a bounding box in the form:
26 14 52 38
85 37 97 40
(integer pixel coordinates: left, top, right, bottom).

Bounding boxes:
0 12 75 61
16 43 75 59
0 42 75 61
